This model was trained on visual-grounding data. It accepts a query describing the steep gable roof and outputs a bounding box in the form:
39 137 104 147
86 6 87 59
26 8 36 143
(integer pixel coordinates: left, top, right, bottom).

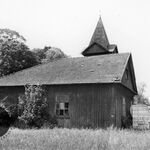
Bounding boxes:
89 17 109 49
0 53 137 93
82 17 118 56
82 42 109 56
121 55 137 93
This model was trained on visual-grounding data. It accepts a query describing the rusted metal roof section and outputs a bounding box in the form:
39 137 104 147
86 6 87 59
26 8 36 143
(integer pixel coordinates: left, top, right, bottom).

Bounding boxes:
0 53 131 86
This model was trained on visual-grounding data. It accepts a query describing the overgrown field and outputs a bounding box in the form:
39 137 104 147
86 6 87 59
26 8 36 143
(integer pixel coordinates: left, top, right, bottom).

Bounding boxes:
1 127 150 150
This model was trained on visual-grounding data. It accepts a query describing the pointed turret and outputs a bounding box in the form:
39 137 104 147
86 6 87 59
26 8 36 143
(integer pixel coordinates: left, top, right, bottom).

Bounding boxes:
89 16 109 49
82 16 118 56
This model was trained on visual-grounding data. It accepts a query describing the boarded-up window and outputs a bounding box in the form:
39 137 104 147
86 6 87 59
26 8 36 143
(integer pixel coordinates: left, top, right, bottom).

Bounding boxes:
55 94 69 118
123 97 126 117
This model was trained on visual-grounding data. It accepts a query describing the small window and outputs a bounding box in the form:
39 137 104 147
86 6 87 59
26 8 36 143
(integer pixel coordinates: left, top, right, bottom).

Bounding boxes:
55 102 69 117
55 94 69 118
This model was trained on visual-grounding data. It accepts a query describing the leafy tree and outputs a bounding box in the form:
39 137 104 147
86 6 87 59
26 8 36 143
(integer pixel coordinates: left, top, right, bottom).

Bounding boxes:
0 28 26 43
44 47 67 62
33 46 68 63
134 83 149 105
0 39 38 76
32 47 48 63
0 29 68 77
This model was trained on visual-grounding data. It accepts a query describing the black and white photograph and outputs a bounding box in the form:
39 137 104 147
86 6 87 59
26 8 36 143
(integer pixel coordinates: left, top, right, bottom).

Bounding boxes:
0 0 149 149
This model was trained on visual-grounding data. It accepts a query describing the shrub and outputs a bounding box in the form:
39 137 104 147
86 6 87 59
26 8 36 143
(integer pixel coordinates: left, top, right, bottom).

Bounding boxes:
0 96 19 126
18 84 50 128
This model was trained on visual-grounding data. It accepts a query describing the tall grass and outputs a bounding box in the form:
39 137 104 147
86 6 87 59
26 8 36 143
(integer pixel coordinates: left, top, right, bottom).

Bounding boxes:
1 127 150 150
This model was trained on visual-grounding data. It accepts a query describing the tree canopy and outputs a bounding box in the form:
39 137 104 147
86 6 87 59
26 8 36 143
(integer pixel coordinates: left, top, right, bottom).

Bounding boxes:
134 83 149 105
33 46 68 64
0 39 38 76
0 28 68 77
0 29 26 43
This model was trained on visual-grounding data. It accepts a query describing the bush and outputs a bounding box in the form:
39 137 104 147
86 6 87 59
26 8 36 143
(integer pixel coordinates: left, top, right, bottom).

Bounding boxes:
18 84 50 128
0 96 19 126
121 114 132 129
0 84 58 129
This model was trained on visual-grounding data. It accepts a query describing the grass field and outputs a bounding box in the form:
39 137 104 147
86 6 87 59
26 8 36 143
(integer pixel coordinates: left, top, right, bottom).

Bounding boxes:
0 127 150 150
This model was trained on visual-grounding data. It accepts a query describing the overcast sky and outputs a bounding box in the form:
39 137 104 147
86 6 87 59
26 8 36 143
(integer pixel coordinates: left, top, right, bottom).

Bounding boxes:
0 0 150 98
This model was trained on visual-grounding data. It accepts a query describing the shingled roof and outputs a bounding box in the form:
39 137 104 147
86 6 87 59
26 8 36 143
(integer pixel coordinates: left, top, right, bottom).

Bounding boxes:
89 17 109 49
82 17 118 56
0 53 131 86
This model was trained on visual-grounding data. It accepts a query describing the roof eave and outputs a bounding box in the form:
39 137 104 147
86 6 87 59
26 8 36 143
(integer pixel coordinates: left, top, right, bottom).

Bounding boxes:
0 80 122 87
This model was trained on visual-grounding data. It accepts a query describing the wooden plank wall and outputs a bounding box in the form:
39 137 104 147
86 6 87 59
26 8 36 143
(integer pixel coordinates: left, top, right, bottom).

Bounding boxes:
114 84 135 127
0 84 135 128
0 86 24 104
47 84 115 128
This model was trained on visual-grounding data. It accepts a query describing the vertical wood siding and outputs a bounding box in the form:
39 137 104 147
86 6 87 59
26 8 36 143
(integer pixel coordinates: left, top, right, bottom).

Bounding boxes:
0 86 24 105
0 84 135 128
114 84 135 128
47 84 117 128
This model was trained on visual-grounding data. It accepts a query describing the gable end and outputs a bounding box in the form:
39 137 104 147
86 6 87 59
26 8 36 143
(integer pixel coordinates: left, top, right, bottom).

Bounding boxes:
121 54 137 94
82 43 109 56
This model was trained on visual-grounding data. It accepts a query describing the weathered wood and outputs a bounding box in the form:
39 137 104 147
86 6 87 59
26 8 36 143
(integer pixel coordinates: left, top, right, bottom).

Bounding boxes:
0 83 135 128
46 84 134 128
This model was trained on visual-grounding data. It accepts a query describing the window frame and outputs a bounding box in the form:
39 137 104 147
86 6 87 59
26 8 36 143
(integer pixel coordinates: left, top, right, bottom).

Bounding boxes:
55 94 70 119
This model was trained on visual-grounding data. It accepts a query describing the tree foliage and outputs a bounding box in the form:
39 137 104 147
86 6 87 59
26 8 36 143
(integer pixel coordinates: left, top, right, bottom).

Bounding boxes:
0 39 38 76
18 84 49 128
0 28 26 43
33 46 68 63
0 96 19 126
134 83 149 105
0 28 68 77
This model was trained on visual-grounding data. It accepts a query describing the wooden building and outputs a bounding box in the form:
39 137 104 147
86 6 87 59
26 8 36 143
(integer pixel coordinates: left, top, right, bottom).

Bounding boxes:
0 17 137 128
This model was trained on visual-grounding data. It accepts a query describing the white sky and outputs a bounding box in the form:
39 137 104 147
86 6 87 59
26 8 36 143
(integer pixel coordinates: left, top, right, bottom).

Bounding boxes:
0 0 150 98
